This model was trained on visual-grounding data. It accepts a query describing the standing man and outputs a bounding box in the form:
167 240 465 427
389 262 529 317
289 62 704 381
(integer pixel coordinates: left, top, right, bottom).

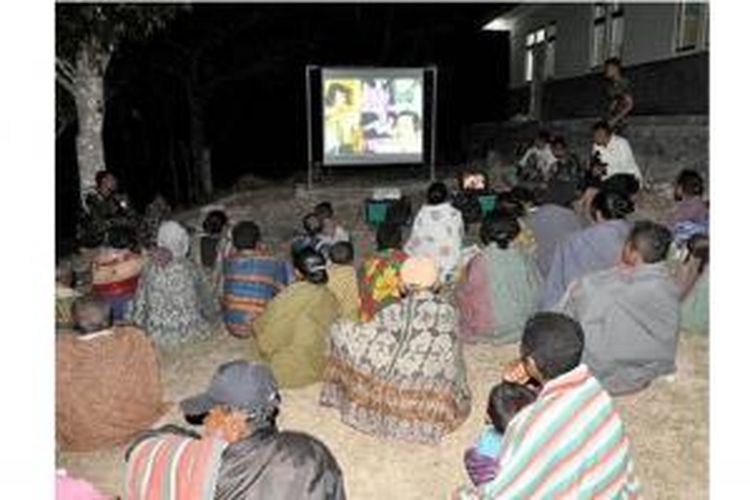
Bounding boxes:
604 57 634 133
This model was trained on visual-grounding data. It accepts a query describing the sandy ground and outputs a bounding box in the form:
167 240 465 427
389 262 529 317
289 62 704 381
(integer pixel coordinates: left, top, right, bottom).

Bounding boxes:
57 331 708 500
57 183 707 499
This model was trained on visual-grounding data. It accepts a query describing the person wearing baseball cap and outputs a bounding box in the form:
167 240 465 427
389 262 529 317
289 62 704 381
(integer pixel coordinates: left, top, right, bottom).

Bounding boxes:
126 360 346 500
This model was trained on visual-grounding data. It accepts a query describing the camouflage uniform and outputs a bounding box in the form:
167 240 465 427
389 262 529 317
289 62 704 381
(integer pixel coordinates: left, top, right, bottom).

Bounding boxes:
77 191 140 248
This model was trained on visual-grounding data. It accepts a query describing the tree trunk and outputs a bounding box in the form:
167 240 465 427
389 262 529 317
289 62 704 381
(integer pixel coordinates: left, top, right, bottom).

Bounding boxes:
187 89 212 201
74 40 110 198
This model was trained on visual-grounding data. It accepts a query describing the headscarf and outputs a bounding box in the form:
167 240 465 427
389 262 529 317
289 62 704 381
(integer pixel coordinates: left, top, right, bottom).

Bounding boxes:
157 221 190 259
400 256 438 290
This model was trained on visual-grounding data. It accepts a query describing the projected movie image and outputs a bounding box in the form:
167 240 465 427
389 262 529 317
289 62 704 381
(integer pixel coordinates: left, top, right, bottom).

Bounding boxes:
323 71 424 165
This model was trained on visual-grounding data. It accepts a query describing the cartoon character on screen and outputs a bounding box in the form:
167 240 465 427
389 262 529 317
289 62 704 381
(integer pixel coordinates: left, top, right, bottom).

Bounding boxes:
324 82 364 155
361 79 391 137
394 111 422 153
391 78 423 115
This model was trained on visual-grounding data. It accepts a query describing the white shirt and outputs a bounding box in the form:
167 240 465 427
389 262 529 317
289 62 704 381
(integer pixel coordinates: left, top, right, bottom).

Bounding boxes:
519 144 557 176
592 134 642 181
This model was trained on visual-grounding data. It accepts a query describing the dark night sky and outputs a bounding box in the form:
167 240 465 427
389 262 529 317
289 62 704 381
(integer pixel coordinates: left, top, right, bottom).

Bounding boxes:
56 3 513 253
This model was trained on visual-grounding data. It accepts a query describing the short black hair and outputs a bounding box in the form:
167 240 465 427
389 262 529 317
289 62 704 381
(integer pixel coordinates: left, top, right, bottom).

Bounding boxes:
329 241 354 265
202 210 229 235
376 222 403 251
590 189 634 220
550 135 567 148
427 182 449 205
232 221 261 250
627 220 672 264
72 295 113 334
108 224 137 250
687 234 709 274
313 202 334 220
676 169 705 197
480 211 520 249
536 130 551 142
543 180 578 208
325 83 352 107
302 213 323 235
293 248 328 285
604 56 622 68
95 170 113 188
486 382 538 434
592 120 613 135
521 312 585 381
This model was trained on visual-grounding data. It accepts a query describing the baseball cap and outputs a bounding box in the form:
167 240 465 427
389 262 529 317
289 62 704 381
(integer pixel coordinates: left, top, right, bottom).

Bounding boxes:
180 360 281 417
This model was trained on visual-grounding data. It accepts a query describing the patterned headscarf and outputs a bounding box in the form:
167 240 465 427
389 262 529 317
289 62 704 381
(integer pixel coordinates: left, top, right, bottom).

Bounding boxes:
400 256 438 290
157 221 190 259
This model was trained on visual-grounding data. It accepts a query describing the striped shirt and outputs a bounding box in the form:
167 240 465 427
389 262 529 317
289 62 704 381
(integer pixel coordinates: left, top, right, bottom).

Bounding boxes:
222 250 292 336
457 365 641 499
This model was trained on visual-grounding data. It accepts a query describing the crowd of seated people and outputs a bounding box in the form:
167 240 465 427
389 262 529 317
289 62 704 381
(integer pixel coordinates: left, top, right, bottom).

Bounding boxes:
57 139 708 497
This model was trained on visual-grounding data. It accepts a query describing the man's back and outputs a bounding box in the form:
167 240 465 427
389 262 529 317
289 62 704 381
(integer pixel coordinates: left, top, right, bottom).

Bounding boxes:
525 204 586 278
215 427 346 500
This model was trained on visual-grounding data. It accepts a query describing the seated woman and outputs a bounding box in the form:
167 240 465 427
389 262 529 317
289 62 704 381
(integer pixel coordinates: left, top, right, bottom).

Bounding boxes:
540 189 633 310
456 211 541 345
404 182 464 283
556 221 680 395
677 234 709 336
125 360 346 500
321 256 472 444
56 296 167 451
358 221 409 321
193 209 232 295
91 225 145 321
252 249 340 388
222 221 292 338
327 241 361 322
127 221 220 347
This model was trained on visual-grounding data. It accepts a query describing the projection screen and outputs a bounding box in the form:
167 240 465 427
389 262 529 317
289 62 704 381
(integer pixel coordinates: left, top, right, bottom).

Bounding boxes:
322 68 425 165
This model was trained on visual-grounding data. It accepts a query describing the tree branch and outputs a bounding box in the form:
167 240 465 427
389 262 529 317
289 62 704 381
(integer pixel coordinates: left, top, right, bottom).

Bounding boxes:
55 69 77 96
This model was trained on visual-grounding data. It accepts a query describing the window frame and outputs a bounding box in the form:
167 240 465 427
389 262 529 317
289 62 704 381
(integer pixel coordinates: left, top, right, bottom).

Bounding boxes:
544 22 557 80
524 25 548 83
674 2 707 54
590 2 626 70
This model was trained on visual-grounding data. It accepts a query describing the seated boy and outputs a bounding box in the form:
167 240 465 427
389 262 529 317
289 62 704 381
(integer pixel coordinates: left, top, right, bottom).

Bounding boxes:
223 221 292 338
326 241 361 321
314 201 351 247
291 213 330 258
464 382 538 486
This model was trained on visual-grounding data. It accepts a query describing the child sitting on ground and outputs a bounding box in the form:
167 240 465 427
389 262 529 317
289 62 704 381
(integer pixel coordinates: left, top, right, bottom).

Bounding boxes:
464 381 538 486
291 213 330 258
326 241 361 322
314 202 351 247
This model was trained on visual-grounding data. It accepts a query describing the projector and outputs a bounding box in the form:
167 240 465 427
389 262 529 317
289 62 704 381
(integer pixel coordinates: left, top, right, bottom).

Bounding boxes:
372 187 402 201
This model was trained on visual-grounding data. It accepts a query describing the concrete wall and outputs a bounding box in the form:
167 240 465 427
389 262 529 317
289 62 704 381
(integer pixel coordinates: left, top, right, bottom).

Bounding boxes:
507 51 709 119
506 2 708 89
465 115 708 184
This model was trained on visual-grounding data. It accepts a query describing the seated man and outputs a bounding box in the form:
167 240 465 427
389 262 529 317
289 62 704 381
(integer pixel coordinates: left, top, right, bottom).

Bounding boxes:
326 241 361 322
524 180 586 278
549 135 584 186
591 120 643 188
314 201 351 246
556 221 680 395
517 130 556 183
455 312 640 499
126 360 346 500
77 171 140 248
223 221 292 337
56 296 167 451
668 169 709 246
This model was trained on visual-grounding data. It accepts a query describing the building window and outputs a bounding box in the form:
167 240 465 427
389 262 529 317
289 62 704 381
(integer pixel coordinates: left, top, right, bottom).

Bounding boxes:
676 2 707 52
524 27 546 82
591 2 625 68
545 23 557 79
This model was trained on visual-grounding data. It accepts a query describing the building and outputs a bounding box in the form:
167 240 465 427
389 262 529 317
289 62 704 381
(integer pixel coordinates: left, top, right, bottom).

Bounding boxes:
472 2 709 183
